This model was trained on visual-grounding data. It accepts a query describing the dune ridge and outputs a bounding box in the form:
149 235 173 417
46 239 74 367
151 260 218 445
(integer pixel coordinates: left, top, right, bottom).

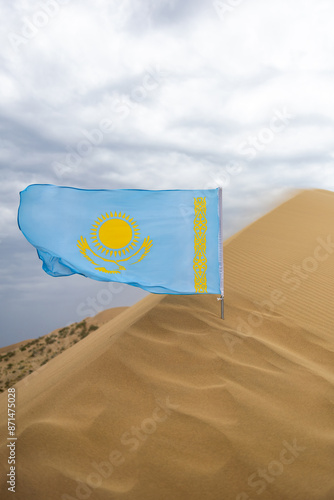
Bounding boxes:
1 189 334 500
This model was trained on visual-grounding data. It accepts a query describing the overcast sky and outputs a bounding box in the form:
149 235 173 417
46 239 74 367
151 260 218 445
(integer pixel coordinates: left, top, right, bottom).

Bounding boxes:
1 0 334 347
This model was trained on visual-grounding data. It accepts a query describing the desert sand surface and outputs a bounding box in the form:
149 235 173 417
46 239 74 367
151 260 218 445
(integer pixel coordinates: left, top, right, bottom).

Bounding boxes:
1 189 334 500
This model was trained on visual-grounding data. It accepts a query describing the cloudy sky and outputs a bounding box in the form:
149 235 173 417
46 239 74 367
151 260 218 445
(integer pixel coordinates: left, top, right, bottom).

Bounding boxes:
1 0 334 347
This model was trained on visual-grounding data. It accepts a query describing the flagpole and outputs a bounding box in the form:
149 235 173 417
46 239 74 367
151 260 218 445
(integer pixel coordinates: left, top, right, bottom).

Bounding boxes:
218 187 224 320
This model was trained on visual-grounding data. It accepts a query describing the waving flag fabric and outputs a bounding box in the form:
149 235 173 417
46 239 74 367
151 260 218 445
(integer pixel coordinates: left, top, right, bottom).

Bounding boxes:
18 184 223 295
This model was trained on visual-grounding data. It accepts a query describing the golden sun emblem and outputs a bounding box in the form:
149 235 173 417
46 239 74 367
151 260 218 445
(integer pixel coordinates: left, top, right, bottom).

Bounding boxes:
91 213 140 256
77 212 153 274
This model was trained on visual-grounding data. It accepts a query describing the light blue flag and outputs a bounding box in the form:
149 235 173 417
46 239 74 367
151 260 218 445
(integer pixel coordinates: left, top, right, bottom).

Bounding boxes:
18 184 223 295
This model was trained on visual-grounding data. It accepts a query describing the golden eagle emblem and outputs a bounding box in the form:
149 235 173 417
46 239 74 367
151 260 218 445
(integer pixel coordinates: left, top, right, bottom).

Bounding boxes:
77 211 153 274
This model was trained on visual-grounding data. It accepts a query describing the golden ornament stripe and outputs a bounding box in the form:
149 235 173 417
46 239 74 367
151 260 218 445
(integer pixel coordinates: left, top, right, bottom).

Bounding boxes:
193 197 207 293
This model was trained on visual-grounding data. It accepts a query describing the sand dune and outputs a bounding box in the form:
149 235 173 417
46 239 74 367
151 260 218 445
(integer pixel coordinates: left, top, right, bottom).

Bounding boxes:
1 189 334 500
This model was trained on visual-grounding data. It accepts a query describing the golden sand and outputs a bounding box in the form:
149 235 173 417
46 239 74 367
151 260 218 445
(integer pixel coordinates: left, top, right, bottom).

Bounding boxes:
0 189 333 500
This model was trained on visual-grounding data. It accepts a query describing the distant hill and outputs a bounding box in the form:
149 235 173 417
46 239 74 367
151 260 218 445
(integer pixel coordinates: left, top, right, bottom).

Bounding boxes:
0 307 127 392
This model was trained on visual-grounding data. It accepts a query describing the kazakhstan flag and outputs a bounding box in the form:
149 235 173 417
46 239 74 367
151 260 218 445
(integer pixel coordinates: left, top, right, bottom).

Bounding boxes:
18 185 223 295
